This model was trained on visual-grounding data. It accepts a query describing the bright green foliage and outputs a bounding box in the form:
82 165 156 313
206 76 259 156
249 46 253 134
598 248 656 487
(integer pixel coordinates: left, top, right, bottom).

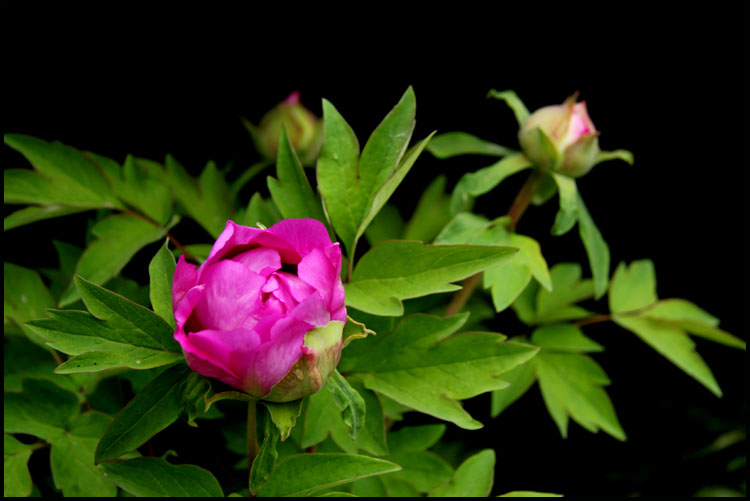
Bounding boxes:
267 127 329 228
50 412 117 497
323 370 367 441
4 434 34 497
3 337 81 393
595 149 634 165
352 314 539 429
609 260 744 395
165 155 234 238
303 382 387 456
262 399 304 442
257 453 401 497
450 154 533 215
427 131 513 159
4 205 84 231
60 214 170 306
118 156 172 225
365 204 404 246
531 324 604 353
513 263 594 325
148 240 177 329
345 240 517 316
403 175 453 243
387 424 446 454
487 89 530 125
577 193 610 299
317 87 432 258
95 364 193 462
550 173 578 235
535 349 625 441
387 451 454 493
428 449 496 497
491 357 536 418
99 457 224 497
4 262 56 347
239 192 282 228
4 378 80 441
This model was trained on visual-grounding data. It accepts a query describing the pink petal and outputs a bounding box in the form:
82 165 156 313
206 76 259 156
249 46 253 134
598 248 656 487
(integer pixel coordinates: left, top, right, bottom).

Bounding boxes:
172 255 198 311
231 247 282 276
174 285 204 331
267 219 333 258
202 221 300 272
298 247 338 311
192 260 266 332
275 271 316 303
289 290 330 328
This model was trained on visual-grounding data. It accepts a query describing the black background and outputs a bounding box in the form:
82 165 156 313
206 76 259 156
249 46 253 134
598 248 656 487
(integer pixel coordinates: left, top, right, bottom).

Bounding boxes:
4 2 748 497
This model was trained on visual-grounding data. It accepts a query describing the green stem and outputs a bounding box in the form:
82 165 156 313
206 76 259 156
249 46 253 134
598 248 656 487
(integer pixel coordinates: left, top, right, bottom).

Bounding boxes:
247 400 259 477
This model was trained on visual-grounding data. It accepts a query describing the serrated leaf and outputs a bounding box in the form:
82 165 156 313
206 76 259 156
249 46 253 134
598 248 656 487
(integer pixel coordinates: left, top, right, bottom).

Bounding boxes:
345 240 517 316
487 89 529 125
95 364 190 462
4 434 34 497
429 449 495 497
268 127 329 228
317 87 417 257
99 457 223 497
609 260 657 314
614 316 722 396
117 155 172 224
427 131 513 159
4 134 121 208
257 453 401 497
4 262 56 347
326 370 366 440
60 214 169 306
577 192 609 299
449 154 533 215
491 358 536 417
531 324 604 353
535 263 595 324
49 412 117 497
354 314 538 429
535 351 625 440
4 379 80 441
550 173 578 235
4 205 85 231
149 240 177 329
403 175 453 243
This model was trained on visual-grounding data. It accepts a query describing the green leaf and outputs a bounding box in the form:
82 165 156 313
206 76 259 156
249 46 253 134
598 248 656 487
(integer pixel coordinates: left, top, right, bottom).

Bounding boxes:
387 451 454 493
325 370 366 440
531 324 604 353
427 131 513 159
262 399 304 442
609 260 657 314
3 336 79 393
577 192 609 299
434 212 495 245
614 316 722 396
342 316 376 348
149 240 177 329
74 276 179 351
4 205 86 231
4 134 121 208
487 89 530 125
49 412 117 497
534 263 595 324
387 424 446 454
60 214 169 306
4 434 34 497
165 156 234 238
450 154 533 215
491 358 536 417
239 192 282 228
4 378 80 441
317 87 418 257
117 155 172 225
354 314 539 429
268 127 329 227
99 457 223 497
403 175 453 243
429 449 495 497
345 240 518 316
535 351 625 440
365 204 404 246
498 491 563 497
550 173 578 236
641 299 745 350
4 262 56 347
95 364 191 462
595 149 634 166
257 453 401 497
251 405 281 494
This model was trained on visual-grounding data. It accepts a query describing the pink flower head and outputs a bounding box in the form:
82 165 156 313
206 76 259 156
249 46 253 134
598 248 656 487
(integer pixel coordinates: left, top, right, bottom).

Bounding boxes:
173 219 346 401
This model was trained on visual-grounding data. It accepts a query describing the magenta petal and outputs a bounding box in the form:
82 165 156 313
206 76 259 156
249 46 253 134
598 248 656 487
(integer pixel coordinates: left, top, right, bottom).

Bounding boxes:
203 221 300 271
193 260 266 331
250 314 313 395
231 247 281 276
275 272 315 303
174 285 204 331
290 290 330 328
267 219 332 257
172 255 198 311
298 247 337 309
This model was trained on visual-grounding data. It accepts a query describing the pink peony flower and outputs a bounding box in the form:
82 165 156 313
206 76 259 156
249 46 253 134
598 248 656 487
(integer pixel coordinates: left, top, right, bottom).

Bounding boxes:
172 218 346 402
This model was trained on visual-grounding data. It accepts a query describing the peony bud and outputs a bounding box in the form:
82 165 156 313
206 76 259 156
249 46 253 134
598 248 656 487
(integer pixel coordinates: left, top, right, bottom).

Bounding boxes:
518 94 600 177
172 219 346 402
245 91 323 165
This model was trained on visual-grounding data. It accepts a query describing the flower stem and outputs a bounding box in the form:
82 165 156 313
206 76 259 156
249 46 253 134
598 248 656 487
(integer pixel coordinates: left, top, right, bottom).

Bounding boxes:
444 169 543 317
247 400 259 476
